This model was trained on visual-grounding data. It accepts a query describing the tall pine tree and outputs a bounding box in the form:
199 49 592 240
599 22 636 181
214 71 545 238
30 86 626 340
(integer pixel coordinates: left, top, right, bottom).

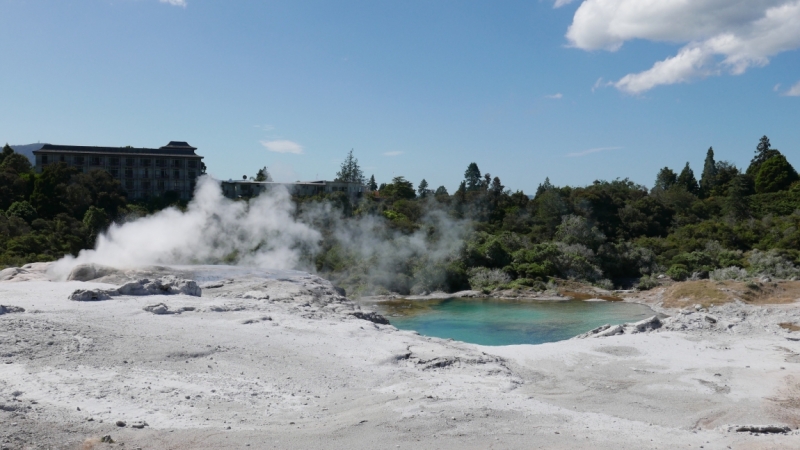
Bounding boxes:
699 147 717 198
335 149 365 184
676 162 699 195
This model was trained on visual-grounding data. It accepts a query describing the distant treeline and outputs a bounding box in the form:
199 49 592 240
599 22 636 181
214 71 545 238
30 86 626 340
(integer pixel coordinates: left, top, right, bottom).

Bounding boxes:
2 136 799 296
307 135 800 295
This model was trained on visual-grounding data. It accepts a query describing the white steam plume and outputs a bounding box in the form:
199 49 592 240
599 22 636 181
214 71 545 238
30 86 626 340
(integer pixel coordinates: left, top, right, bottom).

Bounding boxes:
50 176 320 279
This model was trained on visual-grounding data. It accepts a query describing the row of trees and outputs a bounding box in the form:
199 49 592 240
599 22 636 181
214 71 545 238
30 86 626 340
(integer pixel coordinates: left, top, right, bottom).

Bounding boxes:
310 136 800 295
3 135 799 296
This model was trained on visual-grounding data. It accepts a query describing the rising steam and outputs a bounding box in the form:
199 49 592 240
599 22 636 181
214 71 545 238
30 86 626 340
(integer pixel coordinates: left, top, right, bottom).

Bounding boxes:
50 176 320 279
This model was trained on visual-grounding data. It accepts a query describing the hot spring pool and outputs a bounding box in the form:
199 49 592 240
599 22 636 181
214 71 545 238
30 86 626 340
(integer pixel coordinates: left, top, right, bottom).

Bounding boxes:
371 298 655 346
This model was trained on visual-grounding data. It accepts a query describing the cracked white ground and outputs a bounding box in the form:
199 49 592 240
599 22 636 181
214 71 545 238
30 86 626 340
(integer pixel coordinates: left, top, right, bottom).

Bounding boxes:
1 264 799 449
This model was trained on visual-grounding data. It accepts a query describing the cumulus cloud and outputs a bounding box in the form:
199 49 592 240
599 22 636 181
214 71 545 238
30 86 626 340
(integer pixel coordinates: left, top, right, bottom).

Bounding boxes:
383 151 404 157
566 146 621 157
545 93 563 99
562 0 800 93
159 0 187 6
260 140 304 154
786 81 800 96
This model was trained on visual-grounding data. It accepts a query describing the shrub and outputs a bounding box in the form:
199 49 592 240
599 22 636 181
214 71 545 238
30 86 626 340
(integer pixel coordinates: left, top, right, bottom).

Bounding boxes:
468 267 511 290
747 250 800 279
595 279 614 290
709 266 748 281
637 275 660 291
666 264 690 281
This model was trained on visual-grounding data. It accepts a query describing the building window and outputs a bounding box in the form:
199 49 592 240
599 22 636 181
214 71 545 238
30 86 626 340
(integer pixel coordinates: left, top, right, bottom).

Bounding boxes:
141 159 151 167
75 156 85 165
142 181 151 190
59 155 66 162
156 159 166 167
109 157 119 166
188 160 197 169
125 169 134 178
41 155 48 164
172 159 182 168
125 158 134 167
173 170 181 179
110 168 119 178
143 168 149 178
91 156 101 166
188 171 196 179
125 180 134 190
157 180 165 190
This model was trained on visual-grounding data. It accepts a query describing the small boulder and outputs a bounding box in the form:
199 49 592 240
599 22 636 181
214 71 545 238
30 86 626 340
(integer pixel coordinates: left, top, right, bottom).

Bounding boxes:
595 324 624 337
69 289 112 302
632 316 662 333
0 305 25 315
349 311 390 325
143 303 171 315
66 263 118 282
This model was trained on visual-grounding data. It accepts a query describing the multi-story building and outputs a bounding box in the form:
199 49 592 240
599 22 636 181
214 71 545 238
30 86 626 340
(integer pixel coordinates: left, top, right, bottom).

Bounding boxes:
33 141 204 200
220 179 369 201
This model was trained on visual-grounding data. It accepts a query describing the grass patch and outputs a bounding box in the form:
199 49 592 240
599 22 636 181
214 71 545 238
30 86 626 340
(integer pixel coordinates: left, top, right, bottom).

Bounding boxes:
560 290 623 302
663 280 735 308
663 280 800 308
779 322 800 332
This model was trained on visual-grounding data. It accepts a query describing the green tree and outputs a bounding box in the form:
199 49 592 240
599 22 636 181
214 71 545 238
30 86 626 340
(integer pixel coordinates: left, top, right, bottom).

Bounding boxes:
699 147 717 197
747 135 780 176
535 177 555 198
652 167 677 192
725 174 751 219
255 166 271 182
755 154 799 194
381 176 415 199
368 175 377 191
434 185 448 196
676 162 699 195
0 152 33 175
6 201 37 223
417 179 429 198
83 205 110 242
710 161 740 197
0 144 13 165
464 162 481 191
30 163 78 217
335 149 365 184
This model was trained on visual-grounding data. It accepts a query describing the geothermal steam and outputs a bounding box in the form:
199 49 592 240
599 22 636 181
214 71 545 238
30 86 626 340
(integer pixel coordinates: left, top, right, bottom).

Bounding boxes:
50 177 320 279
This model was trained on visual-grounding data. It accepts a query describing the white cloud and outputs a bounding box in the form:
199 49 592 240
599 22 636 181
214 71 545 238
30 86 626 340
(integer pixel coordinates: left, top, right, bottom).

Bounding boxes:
563 0 800 93
159 0 187 6
566 146 622 157
786 81 800 96
260 140 304 154
545 93 563 99
383 151 404 157
553 0 575 8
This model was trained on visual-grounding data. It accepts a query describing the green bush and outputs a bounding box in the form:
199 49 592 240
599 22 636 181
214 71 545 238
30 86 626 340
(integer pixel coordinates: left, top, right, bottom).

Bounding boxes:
666 264 690 281
636 275 660 290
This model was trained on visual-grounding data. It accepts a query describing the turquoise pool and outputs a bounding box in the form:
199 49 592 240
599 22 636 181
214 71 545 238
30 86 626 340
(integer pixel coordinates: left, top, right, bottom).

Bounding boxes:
372 297 655 346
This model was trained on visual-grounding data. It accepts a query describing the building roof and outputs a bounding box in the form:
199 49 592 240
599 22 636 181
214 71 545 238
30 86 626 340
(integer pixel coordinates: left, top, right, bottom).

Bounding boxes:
33 142 202 157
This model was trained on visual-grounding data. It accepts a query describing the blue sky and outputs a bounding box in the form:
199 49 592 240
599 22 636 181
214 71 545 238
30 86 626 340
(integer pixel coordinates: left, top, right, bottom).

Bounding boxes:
2 0 799 193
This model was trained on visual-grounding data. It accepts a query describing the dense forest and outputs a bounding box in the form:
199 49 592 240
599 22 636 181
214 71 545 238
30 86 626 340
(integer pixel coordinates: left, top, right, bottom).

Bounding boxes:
307 136 800 295
2 136 800 296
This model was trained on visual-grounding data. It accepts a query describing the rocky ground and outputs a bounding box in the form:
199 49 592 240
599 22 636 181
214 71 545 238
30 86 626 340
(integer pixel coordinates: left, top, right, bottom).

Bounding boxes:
1 263 799 449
